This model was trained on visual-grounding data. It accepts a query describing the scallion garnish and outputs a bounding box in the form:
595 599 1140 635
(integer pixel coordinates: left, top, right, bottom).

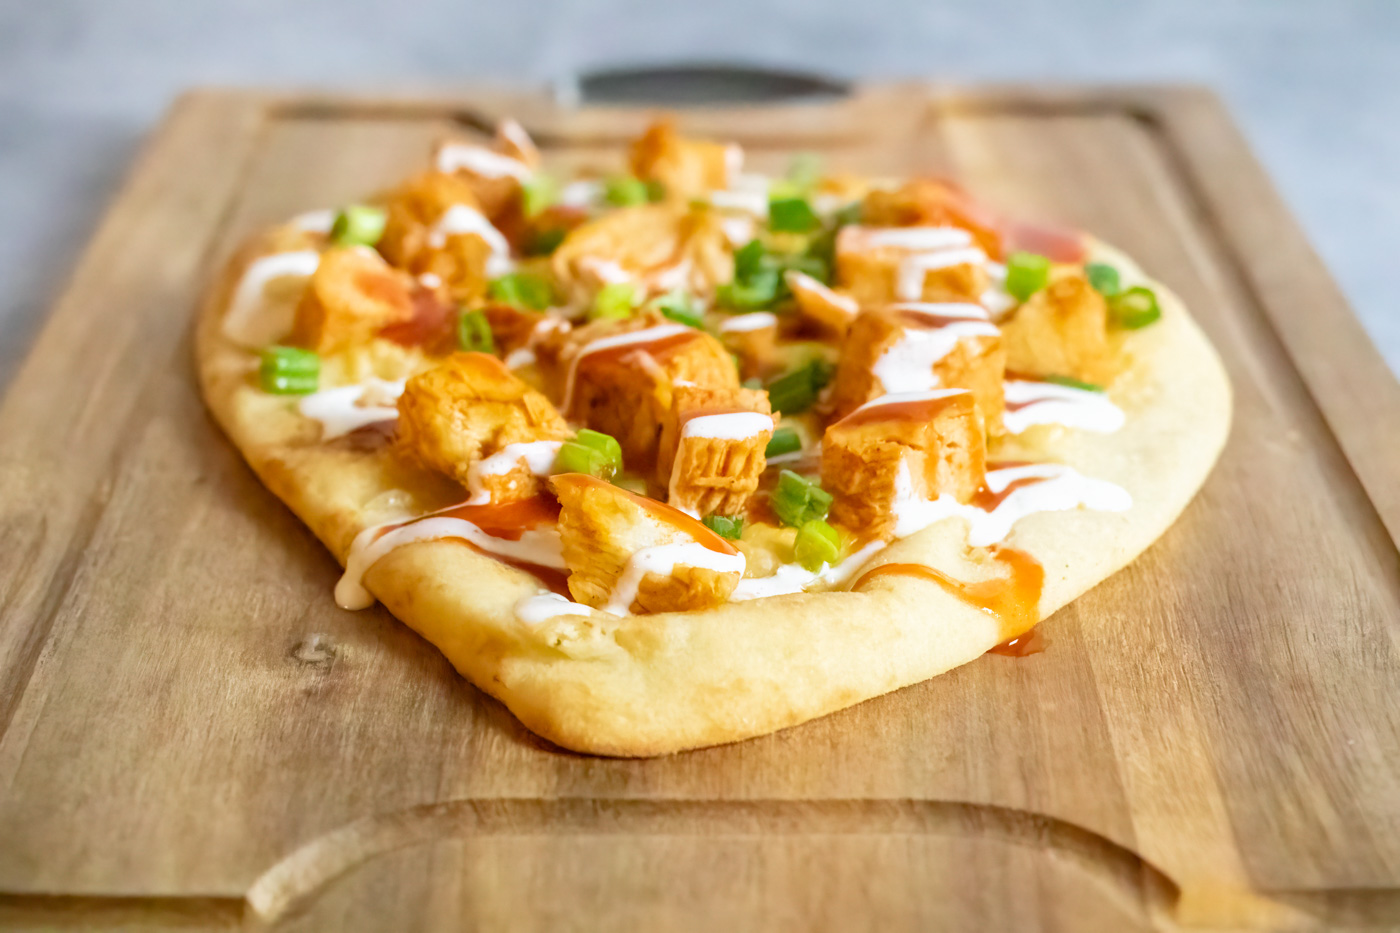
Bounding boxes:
765 358 834 415
1005 251 1051 302
489 272 553 311
794 518 841 571
764 425 802 458
1044 374 1104 392
1108 286 1162 329
521 175 558 217
329 205 387 248
590 282 637 320
457 309 495 354
703 514 745 540
604 176 649 207
1085 262 1121 297
768 196 821 233
770 470 833 528
554 428 623 480
259 346 320 395
785 152 824 190
653 290 704 328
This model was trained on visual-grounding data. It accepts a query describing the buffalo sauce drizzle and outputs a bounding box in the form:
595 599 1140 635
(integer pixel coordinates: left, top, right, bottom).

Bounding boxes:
852 546 1046 655
379 285 456 350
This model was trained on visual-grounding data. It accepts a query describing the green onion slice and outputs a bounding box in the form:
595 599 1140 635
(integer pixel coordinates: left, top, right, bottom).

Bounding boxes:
717 270 780 310
769 196 821 233
457 309 495 354
703 514 745 540
526 227 567 256
590 282 637 320
329 205 388 248
521 175 558 218
1085 262 1121 297
765 358 834 415
1044 374 1104 392
259 346 320 395
554 429 623 481
794 519 841 572
764 425 802 458
733 240 767 280
1108 286 1162 329
489 272 553 311
653 289 704 328
1005 251 1051 302
604 176 649 207
770 470 833 528
785 152 824 190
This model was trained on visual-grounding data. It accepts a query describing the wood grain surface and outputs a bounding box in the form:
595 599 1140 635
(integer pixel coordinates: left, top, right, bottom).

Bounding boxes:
0 84 1397 932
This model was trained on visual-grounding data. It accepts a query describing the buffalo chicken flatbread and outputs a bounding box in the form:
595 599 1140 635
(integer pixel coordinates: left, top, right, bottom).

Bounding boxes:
197 118 1231 756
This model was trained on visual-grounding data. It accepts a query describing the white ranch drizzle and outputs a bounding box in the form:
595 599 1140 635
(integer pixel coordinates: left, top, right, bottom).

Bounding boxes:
784 270 859 319
847 387 971 419
464 441 563 505
515 592 594 624
839 225 973 252
667 412 775 509
1002 380 1125 435
336 512 566 611
297 378 405 439
504 347 537 369
731 539 888 601
719 214 756 247
889 460 1132 546
709 172 769 216
418 272 443 288
290 209 335 233
559 323 691 413
427 205 514 277
559 179 602 208
718 311 779 333
497 119 538 162
435 143 531 180
895 247 989 300
602 542 746 616
870 306 1000 394
980 260 1018 317
223 250 321 347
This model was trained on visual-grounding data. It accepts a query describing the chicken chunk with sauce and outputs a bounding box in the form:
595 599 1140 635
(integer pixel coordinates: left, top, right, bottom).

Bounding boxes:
377 171 496 302
860 178 1005 258
826 304 1006 432
822 389 986 539
395 352 569 496
656 384 774 518
551 473 744 613
290 247 416 356
629 119 738 201
835 225 990 308
1000 272 1120 386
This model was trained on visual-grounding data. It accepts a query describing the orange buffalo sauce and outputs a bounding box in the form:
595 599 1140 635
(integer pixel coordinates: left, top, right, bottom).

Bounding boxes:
550 473 739 556
852 546 1045 651
437 494 561 540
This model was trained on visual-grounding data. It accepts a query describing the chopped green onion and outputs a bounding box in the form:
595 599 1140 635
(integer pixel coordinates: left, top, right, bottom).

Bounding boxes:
604 176 649 207
703 514 745 540
645 179 667 202
1085 262 1121 297
833 201 863 226
717 270 781 310
653 289 704 328
794 519 840 571
733 240 767 280
1005 251 1051 302
554 429 623 481
742 377 764 390
783 253 829 283
590 282 637 320
521 175 558 217
786 152 824 190
1044 374 1104 392
526 227 567 256
765 358 834 415
489 272 553 311
769 196 820 233
1108 286 1162 329
329 205 387 248
259 346 319 395
770 470 833 528
457 309 495 354
765 425 802 458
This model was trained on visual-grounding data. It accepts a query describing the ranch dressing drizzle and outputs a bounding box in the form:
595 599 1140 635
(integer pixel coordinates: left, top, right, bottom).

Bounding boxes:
718 311 779 333
731 539 888 601
559 179 602 208
668 411 776 508
840 226 974 252
709 172 769 216
298 378 405 439
435 143 531 180
289 209 335 233
427 205 514 277
889 461 1132 547
336 500 566 611
603 542 746 616
515 592 594 624
223 250 321 347
895 247 989 300
785 270 860 318
463 440 563 505
980 261 1018 317
559 323 691 413
870 306 1000 394
1002 380 1125 434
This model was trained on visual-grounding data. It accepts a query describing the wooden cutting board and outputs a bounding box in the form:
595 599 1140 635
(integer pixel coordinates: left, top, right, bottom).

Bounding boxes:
1 83 1398 933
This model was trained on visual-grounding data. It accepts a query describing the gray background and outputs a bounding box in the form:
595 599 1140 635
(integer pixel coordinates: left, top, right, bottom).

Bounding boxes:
2 0 1397 383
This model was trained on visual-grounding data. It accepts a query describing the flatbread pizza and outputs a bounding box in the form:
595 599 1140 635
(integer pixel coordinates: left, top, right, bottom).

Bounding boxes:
197 118 1230 756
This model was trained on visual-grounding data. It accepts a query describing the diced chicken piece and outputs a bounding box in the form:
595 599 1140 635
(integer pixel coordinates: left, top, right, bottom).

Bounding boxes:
717 311 780 380
785 270 860 337
1000 273 1120 386
290 247 416 355
431 133 533 221
395 352 569 491
378 171 495 301
551 473 744 613
835 225 990 307
551 203 733 306
822 389 986 539
629 119 737 200
555 312 739 472
656 384 773 518
826 305 1006 432
494 118 541 170
861 178 1005 259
